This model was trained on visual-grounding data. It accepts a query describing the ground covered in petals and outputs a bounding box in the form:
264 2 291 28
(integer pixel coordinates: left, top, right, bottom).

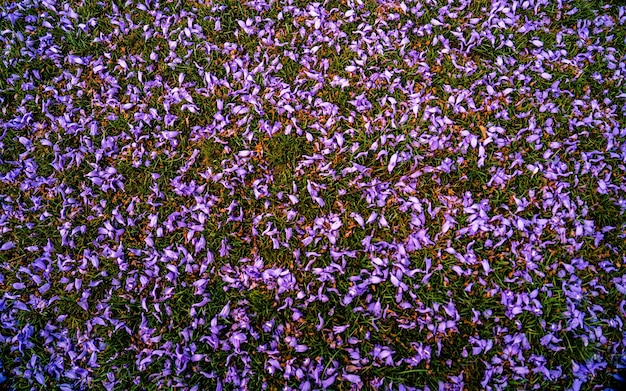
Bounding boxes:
1 0 626 390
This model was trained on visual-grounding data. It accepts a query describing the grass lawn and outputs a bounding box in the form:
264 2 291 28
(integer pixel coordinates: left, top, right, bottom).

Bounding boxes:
0 0 625 390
